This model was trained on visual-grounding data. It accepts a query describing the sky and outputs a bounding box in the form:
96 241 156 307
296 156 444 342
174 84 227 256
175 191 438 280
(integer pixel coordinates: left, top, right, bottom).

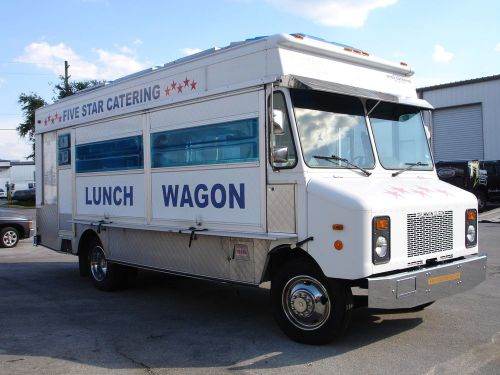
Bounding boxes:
1 0 499 161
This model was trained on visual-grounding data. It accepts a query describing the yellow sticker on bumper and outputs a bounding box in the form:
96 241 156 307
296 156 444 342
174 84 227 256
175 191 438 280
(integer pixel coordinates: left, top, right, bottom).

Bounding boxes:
427 272 461 285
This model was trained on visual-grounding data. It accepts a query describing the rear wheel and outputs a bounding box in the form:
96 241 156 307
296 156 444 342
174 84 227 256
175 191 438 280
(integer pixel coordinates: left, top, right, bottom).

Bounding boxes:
271 260 353 345
88 240 125 291
0 227 19 248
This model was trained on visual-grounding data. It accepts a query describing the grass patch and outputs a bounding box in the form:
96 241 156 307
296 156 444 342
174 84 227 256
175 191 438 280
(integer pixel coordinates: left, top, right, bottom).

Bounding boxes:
1 201 35 209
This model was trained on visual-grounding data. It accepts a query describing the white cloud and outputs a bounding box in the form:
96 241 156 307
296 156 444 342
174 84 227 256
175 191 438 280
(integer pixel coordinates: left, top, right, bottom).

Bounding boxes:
433 44 454 63
116 45 134 55
133 38 143 46
266 0 398 28
16 41 145 81
495 43 500 52
181 48 203 56
0 118 33 161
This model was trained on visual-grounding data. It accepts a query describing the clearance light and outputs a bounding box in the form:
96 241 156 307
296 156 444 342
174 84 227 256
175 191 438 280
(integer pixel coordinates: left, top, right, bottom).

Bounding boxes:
344 47 353 52
292 34 304 40
334 240 343 251
465 209 478 248
400 62 408 66
332 224 344 231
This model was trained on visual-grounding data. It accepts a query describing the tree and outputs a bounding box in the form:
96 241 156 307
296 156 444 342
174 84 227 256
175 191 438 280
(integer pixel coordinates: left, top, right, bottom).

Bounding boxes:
17 76 102 160
17 93 46 160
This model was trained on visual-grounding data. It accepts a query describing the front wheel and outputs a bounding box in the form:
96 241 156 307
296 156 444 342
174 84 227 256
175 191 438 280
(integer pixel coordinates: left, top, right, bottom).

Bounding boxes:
271 260 353 345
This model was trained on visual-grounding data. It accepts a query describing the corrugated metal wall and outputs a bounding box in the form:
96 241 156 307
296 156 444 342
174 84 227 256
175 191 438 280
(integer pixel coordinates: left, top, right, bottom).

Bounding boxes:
420 78 500 160
432 104 483 161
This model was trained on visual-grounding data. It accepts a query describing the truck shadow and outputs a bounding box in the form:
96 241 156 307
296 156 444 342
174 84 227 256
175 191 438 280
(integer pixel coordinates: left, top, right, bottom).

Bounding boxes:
0 261 423 371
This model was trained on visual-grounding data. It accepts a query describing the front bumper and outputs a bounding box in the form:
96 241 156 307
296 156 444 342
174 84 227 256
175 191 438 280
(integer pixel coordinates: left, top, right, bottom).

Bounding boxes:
368 254 487 309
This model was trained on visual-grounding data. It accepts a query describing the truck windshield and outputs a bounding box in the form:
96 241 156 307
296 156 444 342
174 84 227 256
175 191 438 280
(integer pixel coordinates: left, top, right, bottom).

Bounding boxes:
368 100 433 171
291 89 375 169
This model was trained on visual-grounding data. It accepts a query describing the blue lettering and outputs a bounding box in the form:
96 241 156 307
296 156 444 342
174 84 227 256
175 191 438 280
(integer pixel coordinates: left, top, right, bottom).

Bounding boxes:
152 85 161 100
123 186 133 206
107 97 113 111
162 185 179 207
229 183 245 209
211 184 226 209
85 187 92 205
92 187 101 205
102 187 112 205
98 100 103 113
113 186 123 205
180 185 193 207
194 184 208 208
81 104 87 117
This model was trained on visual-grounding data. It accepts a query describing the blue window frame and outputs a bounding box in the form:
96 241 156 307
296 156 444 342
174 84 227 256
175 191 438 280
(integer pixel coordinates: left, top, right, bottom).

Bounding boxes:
151 118 259 168
58 134 71 166
76 135 143 173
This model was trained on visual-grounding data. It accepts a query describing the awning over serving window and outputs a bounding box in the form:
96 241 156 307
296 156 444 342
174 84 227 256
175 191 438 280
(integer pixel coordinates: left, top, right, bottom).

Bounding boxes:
279 75 433 109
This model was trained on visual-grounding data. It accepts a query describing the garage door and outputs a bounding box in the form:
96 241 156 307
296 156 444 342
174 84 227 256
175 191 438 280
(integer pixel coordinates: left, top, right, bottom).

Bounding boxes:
432 104 483 162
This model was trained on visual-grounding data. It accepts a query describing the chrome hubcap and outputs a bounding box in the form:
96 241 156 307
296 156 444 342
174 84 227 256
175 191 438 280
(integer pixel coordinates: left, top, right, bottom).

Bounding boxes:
90 246 107 282
2 230 17 247
282 275 331 330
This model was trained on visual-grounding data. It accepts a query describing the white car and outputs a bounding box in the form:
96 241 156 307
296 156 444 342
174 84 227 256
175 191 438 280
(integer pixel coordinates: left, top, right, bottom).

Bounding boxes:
0 188 6 199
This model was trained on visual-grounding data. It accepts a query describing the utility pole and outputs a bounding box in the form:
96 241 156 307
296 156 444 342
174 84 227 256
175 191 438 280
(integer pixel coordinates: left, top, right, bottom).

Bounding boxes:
64 60 71 96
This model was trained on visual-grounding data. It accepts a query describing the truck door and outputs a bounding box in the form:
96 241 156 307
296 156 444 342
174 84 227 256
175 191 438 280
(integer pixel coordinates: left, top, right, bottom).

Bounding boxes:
56 131 74 247
266 90 297 234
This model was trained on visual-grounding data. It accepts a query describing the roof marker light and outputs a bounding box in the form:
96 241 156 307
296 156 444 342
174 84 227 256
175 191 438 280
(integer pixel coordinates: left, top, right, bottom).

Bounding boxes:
292 34 304 40
400 62 408 66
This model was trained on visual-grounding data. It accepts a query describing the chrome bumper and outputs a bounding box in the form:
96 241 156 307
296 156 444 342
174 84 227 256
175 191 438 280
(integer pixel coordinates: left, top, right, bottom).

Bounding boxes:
368 254 487 309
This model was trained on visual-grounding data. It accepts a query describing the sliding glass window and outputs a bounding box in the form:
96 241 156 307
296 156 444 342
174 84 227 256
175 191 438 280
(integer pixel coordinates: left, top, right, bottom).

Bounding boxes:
76 135 143 173
151 118 259 168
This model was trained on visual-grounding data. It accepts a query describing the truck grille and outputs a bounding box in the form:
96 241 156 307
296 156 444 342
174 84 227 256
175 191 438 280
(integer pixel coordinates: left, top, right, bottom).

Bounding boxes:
407 211 453 258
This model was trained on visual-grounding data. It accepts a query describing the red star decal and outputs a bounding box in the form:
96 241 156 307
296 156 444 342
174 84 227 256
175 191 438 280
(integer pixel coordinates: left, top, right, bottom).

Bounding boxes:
171 81 177 90
190 80 197 90
55 112 59 119
183 77 190 87
413 189 428 198
391 186 407 194
44 120 47 125
164 87 171 96
177 85 183 93
51 118 55 124
48 115 52 121
385 189 402 198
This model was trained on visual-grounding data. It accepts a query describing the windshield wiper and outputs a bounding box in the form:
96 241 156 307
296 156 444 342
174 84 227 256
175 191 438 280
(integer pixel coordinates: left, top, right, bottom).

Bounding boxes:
391 162 429 177
313 155 372 177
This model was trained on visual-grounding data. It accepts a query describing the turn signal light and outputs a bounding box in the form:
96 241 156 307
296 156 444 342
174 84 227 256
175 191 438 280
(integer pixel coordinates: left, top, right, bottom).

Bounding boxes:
332 224 344 231
375 218 390 230
334 240 343 251
466 210 477 221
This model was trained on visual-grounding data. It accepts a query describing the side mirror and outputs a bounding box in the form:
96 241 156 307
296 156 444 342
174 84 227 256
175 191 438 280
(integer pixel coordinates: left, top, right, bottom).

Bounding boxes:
272 109 285 135
272 146 289 164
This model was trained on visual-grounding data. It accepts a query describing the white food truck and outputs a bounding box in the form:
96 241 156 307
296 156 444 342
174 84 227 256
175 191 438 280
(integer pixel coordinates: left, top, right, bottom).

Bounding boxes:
35 34 486 344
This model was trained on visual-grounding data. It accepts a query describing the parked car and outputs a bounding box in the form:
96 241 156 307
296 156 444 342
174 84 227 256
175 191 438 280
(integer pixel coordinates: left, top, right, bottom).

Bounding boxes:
436 160 500 211
12 188 36 203
0 188 6 199
0 216 34 248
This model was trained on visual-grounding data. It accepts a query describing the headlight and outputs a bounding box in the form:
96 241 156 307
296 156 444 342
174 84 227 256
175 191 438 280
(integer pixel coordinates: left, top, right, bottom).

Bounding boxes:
373 216 390 264
375 236 388 258
465 209 477 248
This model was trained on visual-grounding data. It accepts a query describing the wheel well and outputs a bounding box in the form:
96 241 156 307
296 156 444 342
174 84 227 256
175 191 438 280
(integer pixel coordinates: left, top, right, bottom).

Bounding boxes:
261 245 322 282
0 224 25 237
77 230 101 277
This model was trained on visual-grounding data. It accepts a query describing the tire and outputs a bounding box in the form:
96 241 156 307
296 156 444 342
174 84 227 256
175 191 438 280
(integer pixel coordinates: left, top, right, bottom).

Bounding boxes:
476 191 486 212
271 260 353 345
0 227 20 248
88 239 125 291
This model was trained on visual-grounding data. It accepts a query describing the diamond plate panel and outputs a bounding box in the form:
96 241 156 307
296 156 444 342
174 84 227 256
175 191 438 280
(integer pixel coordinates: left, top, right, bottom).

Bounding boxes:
267 184 296 233
37 205 59 250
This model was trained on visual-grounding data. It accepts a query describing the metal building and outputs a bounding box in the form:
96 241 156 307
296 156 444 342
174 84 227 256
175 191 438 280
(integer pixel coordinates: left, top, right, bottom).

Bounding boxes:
417 75 500 162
